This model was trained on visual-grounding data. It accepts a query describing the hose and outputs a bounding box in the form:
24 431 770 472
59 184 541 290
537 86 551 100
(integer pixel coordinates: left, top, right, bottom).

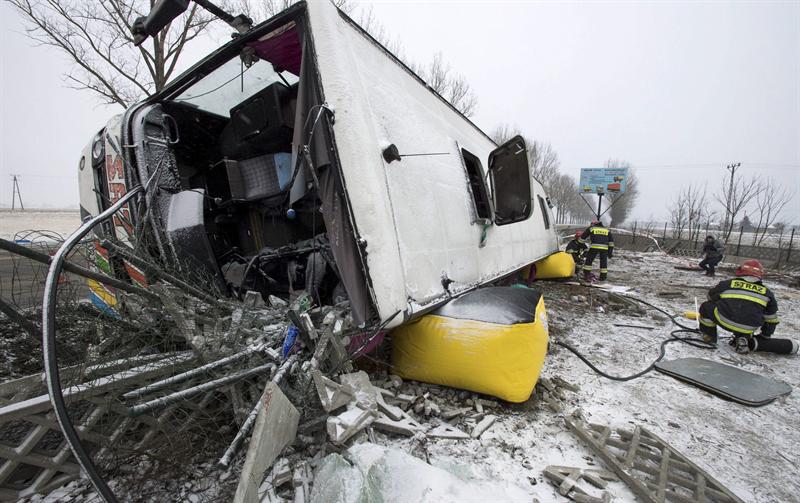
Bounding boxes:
555 289 718 381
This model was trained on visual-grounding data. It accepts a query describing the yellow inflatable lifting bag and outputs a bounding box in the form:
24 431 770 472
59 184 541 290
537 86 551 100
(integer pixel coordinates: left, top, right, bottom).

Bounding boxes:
391 288 548 403
530 251 575 280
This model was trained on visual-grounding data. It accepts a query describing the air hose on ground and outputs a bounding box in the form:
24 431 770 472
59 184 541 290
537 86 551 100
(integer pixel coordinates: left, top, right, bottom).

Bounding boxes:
554 290 719 381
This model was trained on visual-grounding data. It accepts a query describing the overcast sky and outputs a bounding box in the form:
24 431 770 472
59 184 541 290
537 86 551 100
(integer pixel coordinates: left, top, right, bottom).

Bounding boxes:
1 0 798 224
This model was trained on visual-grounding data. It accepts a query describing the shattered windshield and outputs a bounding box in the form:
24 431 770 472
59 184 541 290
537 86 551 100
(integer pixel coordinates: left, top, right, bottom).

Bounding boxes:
173 57 298 117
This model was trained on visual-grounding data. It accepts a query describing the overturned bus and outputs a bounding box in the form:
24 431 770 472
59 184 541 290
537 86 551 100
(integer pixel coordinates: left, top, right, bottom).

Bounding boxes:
76 0 559 330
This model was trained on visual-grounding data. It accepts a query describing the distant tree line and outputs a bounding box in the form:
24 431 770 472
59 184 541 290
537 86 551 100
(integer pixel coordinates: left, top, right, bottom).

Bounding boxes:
666 171 793 246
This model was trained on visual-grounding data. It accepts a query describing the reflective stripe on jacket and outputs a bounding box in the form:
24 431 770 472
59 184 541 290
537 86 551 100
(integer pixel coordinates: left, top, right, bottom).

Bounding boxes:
708 277 779 333
579 225 614 250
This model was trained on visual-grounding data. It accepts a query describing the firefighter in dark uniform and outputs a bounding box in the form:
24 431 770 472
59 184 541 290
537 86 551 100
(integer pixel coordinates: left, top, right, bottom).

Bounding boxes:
565 230 587 268
699 259 798 355
579 221 614 281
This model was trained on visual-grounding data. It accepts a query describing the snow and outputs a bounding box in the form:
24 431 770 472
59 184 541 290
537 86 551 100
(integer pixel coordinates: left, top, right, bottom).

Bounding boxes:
0 210 80 241
311 442 531 502
17 247 799 502
339 249 799 502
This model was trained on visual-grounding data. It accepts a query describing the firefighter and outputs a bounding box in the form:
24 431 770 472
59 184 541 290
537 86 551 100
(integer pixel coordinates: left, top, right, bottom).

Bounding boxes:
565 230 587 268
698 259 798 355
699 235 725 277
579 220 614 281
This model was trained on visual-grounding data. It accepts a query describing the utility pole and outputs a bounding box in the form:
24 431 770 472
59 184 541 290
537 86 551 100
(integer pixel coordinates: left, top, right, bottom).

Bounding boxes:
724 162 740 238
10 175 24 211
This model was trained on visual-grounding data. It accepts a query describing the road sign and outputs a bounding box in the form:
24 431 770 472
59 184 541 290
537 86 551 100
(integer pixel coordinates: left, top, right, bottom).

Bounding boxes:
578 168 629 194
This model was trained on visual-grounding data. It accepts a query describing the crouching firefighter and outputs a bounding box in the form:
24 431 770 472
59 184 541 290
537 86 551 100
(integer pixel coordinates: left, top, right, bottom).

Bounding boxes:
579 221 614 281
565 231 587 268
699 259 798 355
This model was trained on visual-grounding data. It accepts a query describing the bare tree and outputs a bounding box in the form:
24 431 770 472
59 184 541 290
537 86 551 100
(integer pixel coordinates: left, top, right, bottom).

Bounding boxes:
417 52 477 117
715 168 762 241
603 159 639 225
547 173 579 224
667 189 690 239
9 0 479 116
750 179 793 246
491 126 560 187
6 0 221 108
665 183 714 241
684 183 709 241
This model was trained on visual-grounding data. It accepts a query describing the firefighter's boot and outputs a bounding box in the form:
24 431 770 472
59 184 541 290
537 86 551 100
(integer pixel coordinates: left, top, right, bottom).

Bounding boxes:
732 336 751 354
599 272 608 281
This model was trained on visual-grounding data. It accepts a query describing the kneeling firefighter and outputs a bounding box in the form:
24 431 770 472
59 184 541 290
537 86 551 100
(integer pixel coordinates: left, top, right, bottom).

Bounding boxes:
579 221 614 281
565 230 587 268
699 259 798 355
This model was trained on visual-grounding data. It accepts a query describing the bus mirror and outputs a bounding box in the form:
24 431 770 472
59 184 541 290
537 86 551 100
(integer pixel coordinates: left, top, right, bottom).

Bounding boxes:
132 0 190 46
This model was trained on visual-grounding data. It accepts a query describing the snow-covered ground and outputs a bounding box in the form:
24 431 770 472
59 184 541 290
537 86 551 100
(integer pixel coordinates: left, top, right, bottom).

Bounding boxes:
0 209 81 241
19 249 800 503
331 250 797 503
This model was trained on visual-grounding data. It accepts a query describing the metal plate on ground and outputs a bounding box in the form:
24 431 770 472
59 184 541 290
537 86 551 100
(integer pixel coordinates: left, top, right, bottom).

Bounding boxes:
655 357 792 406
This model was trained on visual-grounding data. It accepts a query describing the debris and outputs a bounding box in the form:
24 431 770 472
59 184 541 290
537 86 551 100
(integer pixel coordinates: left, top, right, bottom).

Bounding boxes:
470 415 496 438
270 458 293 487
233 382 300 503
291 461 312 503
311 370 354 412
428 423 470 440
373 412 424 436
326 406 378 444
612 323 655 330
387 374 403 388
543 465 615 502
565 417 746 503
551 376 580 393
339 371 377 410
441 407 472 420
268 295 288 308
374 388 404 420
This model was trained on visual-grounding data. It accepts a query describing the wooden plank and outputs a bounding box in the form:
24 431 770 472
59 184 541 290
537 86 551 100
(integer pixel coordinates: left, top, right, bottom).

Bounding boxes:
694 472 706 501
657 447 670 502
623 426 641 469
642 427 745 503
566 418 658 503
630 460 734 501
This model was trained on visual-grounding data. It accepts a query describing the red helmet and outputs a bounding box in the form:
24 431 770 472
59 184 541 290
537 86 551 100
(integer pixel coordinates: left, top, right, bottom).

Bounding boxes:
574 231 582 239
736 259 765 279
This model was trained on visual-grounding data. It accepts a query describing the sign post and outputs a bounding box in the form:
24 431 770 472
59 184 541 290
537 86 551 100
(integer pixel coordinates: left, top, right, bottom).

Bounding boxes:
578 167 630 221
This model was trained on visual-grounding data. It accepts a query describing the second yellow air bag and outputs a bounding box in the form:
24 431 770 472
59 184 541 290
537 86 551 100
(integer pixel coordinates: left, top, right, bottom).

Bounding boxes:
532 251 576 279
391 296 548 403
